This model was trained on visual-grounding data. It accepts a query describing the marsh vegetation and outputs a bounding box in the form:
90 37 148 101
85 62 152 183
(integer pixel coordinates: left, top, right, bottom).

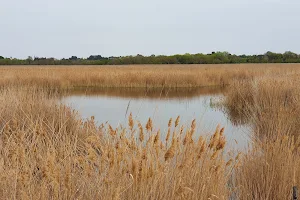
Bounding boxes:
1 64 300 199
2 64 300 89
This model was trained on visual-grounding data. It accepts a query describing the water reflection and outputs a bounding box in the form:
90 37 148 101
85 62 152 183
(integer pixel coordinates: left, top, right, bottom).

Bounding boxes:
63 87 250 150
67 87 227 100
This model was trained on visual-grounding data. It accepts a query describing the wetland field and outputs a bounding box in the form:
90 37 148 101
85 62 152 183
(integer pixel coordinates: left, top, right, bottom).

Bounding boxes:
1 64 300 199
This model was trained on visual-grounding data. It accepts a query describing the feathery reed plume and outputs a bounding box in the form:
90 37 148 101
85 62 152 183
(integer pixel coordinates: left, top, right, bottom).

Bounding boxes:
190 119 196 138
145 118 153 132
154 129 160 145
109 124 117 137
225 159 233 167
168 118 173 128
211 150 220 160
235 152 241 161
128 112 134 130
198 140 207 159
191 119 196 130
197 136 204 147
165 140 176 161
138 122 144 142
180 125 184 135
220 127 225 136
166 128 171 144
183 131 191 145
175 116 180 127
209 125 221 149
216 135 226 151
141 148 147 160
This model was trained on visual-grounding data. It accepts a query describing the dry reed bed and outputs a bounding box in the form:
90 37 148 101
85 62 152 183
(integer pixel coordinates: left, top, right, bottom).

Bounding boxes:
235 134 300 199
0 87 237 199
2 64 300 199
225 77 300 139
2 64 300 89
224 77 300 199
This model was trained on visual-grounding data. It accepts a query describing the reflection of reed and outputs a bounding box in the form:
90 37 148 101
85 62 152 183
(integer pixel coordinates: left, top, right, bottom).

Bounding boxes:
208 97 250 127
222 107 250 127
64 86 227 100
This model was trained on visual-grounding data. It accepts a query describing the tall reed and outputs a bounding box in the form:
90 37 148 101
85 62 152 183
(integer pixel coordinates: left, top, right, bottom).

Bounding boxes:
0 87 236 199
1 64 299 89
225 77 300 199
225 77 300 139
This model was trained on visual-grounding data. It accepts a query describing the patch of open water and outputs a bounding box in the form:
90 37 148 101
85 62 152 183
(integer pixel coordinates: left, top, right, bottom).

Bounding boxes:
63 87 250 151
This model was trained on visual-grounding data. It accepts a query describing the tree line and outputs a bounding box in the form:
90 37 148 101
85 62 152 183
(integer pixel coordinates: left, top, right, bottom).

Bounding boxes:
1 51 300 65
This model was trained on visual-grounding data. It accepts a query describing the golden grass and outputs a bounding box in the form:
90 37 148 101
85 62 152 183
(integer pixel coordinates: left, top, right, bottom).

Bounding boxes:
0 87 236 199
225 77 300 139
2 64 300 89
224 77 300 199
2 64 300 199
235 134 300 199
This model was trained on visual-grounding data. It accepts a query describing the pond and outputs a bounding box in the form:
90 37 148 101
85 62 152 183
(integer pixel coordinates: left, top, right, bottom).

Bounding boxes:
63 87 250 151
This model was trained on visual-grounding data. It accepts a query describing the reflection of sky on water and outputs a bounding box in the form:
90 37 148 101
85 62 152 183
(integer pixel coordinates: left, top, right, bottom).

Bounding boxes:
63 94 250 151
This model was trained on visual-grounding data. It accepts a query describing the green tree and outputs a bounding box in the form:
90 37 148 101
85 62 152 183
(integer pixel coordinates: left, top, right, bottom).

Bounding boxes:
26 56 33 64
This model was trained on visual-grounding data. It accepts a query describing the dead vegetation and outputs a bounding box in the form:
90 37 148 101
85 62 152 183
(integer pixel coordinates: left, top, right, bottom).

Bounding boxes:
2 64 300 89
2 64 300 199
0 87 236 199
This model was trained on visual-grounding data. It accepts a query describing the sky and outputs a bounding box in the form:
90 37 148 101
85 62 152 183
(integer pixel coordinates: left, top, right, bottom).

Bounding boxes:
1 0 300 59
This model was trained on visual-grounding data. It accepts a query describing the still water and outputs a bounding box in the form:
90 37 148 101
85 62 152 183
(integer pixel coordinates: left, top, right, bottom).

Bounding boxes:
63 87 250 150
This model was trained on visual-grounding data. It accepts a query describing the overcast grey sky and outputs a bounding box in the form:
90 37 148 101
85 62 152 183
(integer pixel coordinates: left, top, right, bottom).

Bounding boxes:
1 0 299 59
